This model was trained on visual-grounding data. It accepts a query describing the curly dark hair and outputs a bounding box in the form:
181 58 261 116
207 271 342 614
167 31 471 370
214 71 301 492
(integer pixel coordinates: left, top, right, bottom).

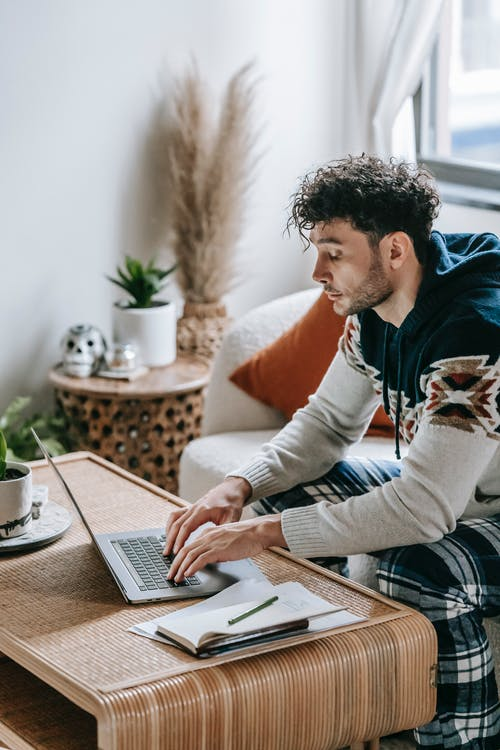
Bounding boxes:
287 154 441 264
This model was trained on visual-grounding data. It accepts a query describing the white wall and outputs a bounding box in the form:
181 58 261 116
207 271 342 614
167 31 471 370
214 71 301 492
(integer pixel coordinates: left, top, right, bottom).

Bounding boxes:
2 1 499 418
0 0 345 414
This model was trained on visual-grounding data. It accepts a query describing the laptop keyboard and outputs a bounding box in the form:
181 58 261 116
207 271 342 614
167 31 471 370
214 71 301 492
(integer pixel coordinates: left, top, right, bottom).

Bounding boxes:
111 535 201 591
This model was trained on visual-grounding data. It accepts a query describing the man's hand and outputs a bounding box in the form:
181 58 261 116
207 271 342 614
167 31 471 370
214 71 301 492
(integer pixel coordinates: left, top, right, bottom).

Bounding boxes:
164 476 252 556
166 515 286 582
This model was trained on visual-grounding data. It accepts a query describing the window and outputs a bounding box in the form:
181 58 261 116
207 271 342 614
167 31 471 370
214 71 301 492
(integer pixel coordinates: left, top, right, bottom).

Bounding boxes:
415 0 500 208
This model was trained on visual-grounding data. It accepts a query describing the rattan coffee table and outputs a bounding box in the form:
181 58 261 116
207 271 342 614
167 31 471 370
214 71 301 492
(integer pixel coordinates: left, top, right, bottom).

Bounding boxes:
0 453 437 750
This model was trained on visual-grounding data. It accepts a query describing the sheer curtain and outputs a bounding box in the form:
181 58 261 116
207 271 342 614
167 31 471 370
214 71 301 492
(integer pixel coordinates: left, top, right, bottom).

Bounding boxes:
341 0 444 158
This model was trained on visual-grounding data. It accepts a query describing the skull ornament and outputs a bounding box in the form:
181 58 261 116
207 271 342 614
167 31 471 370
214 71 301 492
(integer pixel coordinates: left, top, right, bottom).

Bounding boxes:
61 324 106 377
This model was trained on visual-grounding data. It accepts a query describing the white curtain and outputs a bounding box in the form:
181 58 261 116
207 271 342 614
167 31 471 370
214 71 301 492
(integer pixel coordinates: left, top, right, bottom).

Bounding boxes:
342 0 444 158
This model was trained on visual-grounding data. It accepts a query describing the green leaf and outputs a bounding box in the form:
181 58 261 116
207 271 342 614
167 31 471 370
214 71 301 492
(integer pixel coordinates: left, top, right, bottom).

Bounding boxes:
6 448 24 463
0 396 31 430
0 430 7 480
0 430 7 465
157 264 177 281
117 267 131 285
106 277 132 296
126 257 142 280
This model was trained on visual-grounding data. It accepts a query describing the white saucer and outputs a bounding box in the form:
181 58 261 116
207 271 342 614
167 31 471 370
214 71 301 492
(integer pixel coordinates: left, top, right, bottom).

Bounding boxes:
0 501 72 553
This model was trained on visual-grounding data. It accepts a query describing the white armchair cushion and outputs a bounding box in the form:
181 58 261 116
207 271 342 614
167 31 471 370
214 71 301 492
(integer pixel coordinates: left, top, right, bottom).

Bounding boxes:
202 289 320 436
179 429 279 502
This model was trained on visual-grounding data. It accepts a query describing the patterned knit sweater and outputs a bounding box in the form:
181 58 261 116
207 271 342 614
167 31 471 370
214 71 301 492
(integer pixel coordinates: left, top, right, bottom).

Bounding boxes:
233 231 500 558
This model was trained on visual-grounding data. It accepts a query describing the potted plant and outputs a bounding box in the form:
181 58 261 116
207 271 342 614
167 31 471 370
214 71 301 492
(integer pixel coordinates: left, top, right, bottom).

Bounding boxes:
0 429 32 539
0 395 70 459
107 256 177 367
164 62 260 360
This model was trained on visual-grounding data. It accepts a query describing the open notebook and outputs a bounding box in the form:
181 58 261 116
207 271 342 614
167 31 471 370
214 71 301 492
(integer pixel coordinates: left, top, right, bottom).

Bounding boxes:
150 579 364 656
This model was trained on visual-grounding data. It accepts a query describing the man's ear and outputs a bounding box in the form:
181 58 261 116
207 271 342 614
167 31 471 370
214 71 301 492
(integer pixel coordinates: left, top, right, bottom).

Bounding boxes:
381 232 414 269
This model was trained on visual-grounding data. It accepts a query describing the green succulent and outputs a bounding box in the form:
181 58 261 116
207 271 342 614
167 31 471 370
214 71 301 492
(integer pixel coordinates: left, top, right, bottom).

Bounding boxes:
107 256 177 309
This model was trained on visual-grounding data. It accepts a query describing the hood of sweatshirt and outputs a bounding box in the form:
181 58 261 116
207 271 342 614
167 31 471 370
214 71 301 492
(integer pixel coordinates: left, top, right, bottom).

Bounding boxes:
358 231 500 458
401 231 500 339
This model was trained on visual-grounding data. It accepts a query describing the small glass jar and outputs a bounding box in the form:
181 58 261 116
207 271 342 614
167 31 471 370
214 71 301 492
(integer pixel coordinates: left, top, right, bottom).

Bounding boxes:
104 343 138 372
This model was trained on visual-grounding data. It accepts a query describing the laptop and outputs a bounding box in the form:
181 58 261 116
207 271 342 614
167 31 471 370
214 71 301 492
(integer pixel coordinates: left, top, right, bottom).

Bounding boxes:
31 429 264 604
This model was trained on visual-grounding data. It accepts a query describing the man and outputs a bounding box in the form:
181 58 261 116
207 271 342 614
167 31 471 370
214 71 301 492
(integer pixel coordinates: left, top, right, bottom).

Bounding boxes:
165 155 500 749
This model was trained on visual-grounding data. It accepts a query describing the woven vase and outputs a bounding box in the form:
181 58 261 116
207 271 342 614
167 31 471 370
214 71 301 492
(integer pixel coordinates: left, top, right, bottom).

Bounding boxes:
176 301 231 361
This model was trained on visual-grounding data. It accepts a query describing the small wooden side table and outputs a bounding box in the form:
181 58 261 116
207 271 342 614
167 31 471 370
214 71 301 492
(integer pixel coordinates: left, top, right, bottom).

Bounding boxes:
49 357 209 494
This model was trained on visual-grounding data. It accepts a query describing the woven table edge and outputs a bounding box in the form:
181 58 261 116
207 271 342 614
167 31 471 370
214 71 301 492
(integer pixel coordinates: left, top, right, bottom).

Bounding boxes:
97 608 435 694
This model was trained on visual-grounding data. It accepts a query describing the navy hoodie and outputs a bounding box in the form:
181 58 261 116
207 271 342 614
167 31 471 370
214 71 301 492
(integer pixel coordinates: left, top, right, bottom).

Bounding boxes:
358 231 500 458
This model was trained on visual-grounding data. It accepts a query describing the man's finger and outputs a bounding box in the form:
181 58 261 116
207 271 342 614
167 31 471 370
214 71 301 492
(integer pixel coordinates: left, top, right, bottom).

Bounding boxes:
164 509 188 554
164 506 199 554
179 550 217 581
172 509 211 553
171 544 215 582
171 546 199 581
167 530 214 580
165 507 188 531
166 543 193 580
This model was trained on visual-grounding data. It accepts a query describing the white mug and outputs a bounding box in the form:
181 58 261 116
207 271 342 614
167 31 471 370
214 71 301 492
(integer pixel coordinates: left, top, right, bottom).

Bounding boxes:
0 462 33 539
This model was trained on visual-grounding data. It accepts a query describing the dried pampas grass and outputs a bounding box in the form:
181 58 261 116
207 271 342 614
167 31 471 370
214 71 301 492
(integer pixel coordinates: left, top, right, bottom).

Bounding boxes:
167 62 259 304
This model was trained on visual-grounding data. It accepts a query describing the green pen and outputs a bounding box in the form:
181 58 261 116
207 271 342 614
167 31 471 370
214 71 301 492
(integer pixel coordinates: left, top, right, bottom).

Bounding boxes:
227 595 279 626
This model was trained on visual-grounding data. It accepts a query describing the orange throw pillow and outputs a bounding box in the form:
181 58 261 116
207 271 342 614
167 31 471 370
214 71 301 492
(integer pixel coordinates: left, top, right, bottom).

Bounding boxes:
229 292 394 436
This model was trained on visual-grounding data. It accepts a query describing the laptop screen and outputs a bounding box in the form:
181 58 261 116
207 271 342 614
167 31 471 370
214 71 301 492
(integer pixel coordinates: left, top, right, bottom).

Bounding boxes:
31 428 100 547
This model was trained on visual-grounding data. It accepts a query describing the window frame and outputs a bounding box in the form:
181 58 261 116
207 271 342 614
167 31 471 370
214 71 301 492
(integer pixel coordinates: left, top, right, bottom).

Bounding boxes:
414 11 500 211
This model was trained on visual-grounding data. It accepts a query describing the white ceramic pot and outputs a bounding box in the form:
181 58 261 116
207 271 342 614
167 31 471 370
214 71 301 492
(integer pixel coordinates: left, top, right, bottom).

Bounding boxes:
112 300 177 367
0 462 32 539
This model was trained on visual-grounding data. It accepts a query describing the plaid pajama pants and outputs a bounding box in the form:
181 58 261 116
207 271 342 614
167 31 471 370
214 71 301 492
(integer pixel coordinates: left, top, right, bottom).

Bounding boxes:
252 458 500 749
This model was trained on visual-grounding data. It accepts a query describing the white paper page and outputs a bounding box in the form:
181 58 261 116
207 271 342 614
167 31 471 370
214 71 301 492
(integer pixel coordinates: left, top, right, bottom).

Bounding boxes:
308 609 365 631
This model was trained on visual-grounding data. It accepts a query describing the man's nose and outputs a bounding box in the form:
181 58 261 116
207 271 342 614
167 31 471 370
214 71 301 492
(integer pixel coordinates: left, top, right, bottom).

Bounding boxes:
312 258 331 285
